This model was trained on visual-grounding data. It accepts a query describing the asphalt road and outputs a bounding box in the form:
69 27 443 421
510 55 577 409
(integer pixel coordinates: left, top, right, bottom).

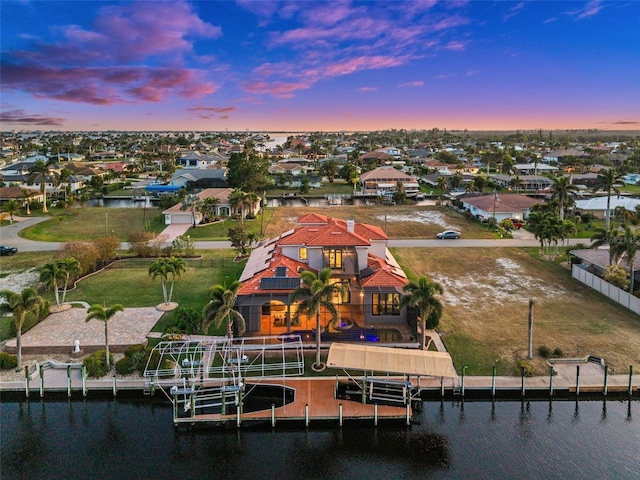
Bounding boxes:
1 216 588 253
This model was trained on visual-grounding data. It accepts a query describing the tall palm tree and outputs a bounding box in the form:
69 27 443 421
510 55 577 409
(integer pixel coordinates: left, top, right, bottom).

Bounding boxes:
436 176 448 194
550 176 578 221
202 281 246 338
228 188 249 223
0 288 44 369
166 257 186 305
59 257 81 304
27 159 59 213
39 261 65 306
85 303 124 370
614 225 640 293
400 276 444 350
289 268 342 371
148 257 185 305
20 188 33 215
595 168 624 230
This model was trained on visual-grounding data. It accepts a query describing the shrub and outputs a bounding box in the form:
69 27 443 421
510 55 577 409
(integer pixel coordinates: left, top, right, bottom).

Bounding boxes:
124 343 146 357
538 345 551 358
115 357 134 375
128 350 149 372
83 350 113 377
552 348 564 358
515 359 534 377
0 352 18 370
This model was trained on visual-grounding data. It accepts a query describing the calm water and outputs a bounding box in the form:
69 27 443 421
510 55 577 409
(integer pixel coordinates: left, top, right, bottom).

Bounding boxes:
1 398 638 480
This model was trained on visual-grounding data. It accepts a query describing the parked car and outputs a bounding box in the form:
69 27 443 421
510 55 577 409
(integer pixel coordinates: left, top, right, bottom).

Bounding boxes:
509 219 523 229
436 230 461 239
0 245 18 256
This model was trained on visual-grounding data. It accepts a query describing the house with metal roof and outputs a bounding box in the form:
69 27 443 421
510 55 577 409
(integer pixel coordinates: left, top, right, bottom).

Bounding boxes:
235 214 411 341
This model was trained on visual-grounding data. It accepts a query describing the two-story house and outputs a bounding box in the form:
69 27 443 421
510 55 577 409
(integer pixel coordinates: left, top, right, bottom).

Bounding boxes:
235 214 410 342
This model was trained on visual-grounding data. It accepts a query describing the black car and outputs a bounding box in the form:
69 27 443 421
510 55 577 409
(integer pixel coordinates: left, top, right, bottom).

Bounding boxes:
0 245 18 256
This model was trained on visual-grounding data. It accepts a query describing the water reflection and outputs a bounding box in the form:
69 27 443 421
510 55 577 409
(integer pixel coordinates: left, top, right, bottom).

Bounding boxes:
1 399 639 480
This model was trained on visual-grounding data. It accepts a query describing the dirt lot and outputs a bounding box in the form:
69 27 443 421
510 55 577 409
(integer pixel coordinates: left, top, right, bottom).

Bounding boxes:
264 205 494 239
393 247 640 375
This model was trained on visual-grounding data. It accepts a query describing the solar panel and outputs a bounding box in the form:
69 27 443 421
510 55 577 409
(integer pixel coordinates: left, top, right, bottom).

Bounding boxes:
260 277 300 290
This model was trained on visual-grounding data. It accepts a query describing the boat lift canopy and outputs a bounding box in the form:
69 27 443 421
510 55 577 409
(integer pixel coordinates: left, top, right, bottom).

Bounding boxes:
327 343 456 378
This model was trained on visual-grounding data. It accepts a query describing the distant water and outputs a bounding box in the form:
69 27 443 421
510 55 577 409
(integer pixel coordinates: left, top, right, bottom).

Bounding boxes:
2 398 638 479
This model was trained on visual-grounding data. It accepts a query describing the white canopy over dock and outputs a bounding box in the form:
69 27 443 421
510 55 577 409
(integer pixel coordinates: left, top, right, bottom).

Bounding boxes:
327 343 456 378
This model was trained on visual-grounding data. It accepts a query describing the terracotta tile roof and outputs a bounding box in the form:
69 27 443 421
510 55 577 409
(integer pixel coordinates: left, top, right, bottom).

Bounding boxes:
279 219 371 247
360 268 408 288
238 250 312 295
298 213 328 224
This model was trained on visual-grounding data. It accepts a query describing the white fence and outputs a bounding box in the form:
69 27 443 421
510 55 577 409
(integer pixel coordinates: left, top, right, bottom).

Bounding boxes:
572 264 640 315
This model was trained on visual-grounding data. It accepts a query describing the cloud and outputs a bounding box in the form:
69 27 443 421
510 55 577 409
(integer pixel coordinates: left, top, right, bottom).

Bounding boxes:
503 2 525 22
240 80 312 99
357 87 378 92
0 1 221 105
568 0 604 20
609 120 640 125
0 109 65 126
399 81 424 88
544 17 558 24
188 106 237 113
443 41 467 51
466 69 480 76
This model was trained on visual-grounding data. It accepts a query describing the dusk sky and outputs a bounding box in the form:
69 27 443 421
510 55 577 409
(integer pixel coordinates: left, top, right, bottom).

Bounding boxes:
1 0 639 132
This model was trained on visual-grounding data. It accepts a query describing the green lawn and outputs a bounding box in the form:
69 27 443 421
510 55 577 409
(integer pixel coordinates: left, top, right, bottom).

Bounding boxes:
19 207 165 242
185 209 276 240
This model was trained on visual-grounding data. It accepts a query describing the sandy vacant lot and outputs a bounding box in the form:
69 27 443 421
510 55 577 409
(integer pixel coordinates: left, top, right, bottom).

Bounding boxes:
393 247 640 374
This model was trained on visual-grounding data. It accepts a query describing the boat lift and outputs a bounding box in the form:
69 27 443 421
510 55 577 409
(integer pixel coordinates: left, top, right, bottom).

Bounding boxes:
143 335 305 424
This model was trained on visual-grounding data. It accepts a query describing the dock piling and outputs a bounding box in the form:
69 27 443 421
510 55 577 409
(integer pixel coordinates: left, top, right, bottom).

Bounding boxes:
271 404 276 428
603 367 608 396
575 365 580 397
521 367 526 398
374 404 378 426
25 366 30 398
39 364 44 398
491 366 496 398
67 365 72 397
82 366 87 397
629 365 634 396
339 404 343 427
549 366 554 397
305 404 309 427
112 375 117 397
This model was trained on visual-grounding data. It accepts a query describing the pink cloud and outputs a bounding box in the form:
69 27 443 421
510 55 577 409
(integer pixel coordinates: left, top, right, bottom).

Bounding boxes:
0 109 65 126
444 41 467 51
240 80 312 98
503 2 525 21
399 81 424 87
574 1 604 20
188 106 237 113
325 56 406 77
0 1 220 105
357 87 378 92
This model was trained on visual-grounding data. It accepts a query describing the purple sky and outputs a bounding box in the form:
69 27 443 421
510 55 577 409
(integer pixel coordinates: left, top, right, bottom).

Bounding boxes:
1 0 639 131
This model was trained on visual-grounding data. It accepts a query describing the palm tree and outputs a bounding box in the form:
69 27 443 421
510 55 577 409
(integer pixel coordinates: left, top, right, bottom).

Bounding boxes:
180 194 201 227
166 257 186 305
436 176 448 194
595 168 624 230
2 199 21 223
289 268 342 371
148 257 185 305
590 225 620 265
0 288 44 369
85 303 124 370
39 261 65 306
20 188 33 215
400 276 444 350
614 225 640 293
202 281 246 338
27 159 59 213
199 197 220 222
509 175 524 194
550 176 578 221
229 188 249 223
59 257 81 304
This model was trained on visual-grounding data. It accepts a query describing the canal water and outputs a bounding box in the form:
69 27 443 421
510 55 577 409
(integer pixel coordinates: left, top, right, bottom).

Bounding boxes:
2 398 638 479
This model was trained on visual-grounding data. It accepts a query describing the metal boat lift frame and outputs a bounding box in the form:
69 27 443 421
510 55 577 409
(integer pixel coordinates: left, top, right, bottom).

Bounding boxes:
143 335 305 423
